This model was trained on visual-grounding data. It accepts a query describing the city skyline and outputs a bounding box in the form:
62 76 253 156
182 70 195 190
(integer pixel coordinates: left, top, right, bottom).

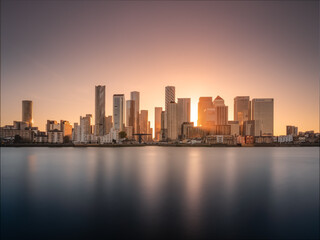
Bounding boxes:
1 1 319 135
1 84 318 136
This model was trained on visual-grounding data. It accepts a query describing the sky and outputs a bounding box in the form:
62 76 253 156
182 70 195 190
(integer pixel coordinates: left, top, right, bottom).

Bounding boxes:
1 0 319 135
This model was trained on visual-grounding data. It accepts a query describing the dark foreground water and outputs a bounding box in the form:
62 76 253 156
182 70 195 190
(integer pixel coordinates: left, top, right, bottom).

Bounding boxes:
1 147 319 239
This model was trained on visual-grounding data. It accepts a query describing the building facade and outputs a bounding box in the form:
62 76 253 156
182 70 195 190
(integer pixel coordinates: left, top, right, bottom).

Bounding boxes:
105 116 113 134
198 97 213 127
113 94 125 131
139 110 148 134
0 128 34 142
95 85 106 136
22 100 33 127
47 129 63 144
243 120 255 136
154 107 162 141
286 125 298 136
130 91 140 134
60 120 72 141
213 96 228 125
160 111 167 141
177 98 191 137
228 120 240 136
167 102 178 140
13 121 28 130
234 96 251 123
72 122 81 142
126 100 135 130
139 110 148 142
252 98 274 136
181 122 194 140
80 114 92 143
46 120 60 132
165 86 175 112
234 96 251 136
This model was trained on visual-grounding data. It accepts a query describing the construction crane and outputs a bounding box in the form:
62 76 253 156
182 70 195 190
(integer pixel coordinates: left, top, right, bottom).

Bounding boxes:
132 133 152 144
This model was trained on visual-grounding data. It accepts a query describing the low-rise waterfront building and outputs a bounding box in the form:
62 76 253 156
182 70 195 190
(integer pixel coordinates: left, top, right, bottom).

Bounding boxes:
34 131 48 143
13 121 28 130
205 135 236 145
255 136 274 144
47 129 63 144
245 136 254 144
286 125 298 136
0 128 34 142
277 135 293 143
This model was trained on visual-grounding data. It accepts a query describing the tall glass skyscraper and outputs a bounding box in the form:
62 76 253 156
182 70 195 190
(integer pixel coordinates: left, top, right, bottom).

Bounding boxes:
252 98 274 136
197 97 213 126
130 91 140 134
22 100 33 127
113 94 125 131
213 96 228 125
95 85 106 136
165 86 175 112
126 100 135 129
154 107 162 141
234 96 251 124
177 98 191 136
167 102 178 140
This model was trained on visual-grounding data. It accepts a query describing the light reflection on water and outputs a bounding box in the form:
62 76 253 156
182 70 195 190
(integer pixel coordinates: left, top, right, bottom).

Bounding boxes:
1 147 319 239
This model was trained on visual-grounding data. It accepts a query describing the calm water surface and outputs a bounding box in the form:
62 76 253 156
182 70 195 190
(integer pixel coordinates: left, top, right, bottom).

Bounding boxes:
1 147 319 239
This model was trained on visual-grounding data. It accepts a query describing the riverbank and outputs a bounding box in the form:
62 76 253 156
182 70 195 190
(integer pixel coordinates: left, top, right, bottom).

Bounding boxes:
1 143 319 147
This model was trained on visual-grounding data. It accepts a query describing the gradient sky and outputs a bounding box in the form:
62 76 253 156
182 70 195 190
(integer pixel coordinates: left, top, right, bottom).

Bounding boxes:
1 0 319 135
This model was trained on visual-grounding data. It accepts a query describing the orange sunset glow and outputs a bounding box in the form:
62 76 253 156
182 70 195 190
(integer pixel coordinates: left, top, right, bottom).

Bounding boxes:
1 1 319 136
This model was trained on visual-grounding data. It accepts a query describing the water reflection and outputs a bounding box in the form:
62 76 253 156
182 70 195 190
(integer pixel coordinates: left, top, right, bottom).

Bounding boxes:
1 147 319 239
138 149 167 226
184 148 203 237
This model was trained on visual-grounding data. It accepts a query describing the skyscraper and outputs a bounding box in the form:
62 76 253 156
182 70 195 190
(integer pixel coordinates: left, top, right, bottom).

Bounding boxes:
126 100 135 129
252 98 274 136
164 86 175 140
139 110 148 134
105 115 113 134
177 98 191 137
80 114 92 143
167 102 178 140
160 111 167 141
197 97 213 126
234 96 251 136
95 85 106 136
113 94 125 131
154 107 162 141
139 110 148 142
234 96 251 123
130 91 140 134
22 100 33 127
147 121 152 142
165 86 175 112
213 96 228 125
